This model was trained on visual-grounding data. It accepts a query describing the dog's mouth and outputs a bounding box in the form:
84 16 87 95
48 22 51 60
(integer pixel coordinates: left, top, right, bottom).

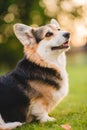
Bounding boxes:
51 41 70 50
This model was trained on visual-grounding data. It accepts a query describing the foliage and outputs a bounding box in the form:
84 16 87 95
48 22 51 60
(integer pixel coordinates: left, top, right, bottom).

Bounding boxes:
0 0 86 69
0 0 49 69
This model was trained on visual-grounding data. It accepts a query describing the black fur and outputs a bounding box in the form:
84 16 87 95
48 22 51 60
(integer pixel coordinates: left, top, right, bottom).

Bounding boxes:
32 28 43 43
0 57 62 122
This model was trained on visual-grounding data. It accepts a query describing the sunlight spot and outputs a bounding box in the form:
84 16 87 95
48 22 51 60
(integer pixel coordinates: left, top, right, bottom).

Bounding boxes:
4 13 14 23
73 0 87 6
42 0 57 16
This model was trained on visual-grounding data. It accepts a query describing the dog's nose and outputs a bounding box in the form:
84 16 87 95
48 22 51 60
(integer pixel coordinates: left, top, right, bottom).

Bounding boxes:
63 32 70 39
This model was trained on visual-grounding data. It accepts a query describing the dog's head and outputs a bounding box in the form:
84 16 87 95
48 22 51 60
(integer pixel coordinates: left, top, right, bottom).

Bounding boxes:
14 19 70 63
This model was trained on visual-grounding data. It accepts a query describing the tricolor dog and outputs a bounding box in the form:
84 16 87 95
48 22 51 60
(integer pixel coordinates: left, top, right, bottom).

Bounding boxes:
0 19 70 129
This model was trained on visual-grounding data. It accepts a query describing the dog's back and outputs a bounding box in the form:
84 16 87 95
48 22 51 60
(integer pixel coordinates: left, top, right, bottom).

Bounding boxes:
0 59 29 122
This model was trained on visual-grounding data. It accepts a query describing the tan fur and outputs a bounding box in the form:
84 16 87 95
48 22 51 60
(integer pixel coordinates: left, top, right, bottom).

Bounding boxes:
27 97 55 123
29 80 60 111
29 80 53 99
26 80 61 123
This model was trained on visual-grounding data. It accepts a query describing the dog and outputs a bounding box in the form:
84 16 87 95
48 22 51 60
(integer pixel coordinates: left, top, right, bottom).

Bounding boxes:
0 19 70 129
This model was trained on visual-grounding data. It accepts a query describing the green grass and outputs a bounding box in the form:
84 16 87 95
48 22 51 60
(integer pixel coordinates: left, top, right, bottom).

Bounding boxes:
15 64 87 130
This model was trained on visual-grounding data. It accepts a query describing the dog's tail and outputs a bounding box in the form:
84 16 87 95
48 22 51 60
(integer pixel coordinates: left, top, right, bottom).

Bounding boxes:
0 114 22 130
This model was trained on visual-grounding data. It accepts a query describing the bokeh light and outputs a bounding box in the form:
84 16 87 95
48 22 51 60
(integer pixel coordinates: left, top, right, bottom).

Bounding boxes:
41 0 87 47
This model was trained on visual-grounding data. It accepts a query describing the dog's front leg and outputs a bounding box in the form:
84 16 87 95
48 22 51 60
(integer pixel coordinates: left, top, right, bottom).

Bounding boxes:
29 99 56 123
37 112 56 123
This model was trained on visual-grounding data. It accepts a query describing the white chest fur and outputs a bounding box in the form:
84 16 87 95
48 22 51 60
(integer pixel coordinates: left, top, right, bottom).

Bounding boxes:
52 53 69 105
37 49 69 112
45 52 69 110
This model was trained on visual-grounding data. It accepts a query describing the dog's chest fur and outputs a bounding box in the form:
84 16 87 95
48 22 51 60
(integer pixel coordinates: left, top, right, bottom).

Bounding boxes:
25 52 68 114
39 52 68 110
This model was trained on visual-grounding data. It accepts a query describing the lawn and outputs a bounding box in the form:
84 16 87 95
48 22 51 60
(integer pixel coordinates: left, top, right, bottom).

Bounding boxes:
15 63 87 130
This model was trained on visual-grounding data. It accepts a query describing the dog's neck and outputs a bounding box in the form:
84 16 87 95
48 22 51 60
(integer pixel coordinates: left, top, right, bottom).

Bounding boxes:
24 45 59 71
24 45 66 70
41 52 66 69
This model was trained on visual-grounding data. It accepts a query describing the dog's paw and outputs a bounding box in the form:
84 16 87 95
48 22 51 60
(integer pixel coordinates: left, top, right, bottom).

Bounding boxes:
40 116 56 123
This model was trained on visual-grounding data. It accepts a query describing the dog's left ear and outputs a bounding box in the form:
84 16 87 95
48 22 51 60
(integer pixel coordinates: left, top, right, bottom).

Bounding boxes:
13 24 36 46
50 19 60 27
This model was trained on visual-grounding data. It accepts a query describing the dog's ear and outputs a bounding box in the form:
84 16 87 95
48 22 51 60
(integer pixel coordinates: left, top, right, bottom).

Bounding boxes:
13 24 36 46
50 19 60 27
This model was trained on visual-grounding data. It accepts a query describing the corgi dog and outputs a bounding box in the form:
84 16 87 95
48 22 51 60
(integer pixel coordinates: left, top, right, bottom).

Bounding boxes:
0 19 70 129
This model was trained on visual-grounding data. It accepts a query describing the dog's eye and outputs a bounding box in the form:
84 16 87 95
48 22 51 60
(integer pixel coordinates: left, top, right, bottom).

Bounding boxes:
58 29 60 31
45 32 53 37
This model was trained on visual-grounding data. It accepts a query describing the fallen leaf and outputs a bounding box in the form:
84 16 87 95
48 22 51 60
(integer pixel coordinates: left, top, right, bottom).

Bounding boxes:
61 124 71 130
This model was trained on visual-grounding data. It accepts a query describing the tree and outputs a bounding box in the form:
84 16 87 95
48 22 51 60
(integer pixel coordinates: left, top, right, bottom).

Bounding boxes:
0 0 87 71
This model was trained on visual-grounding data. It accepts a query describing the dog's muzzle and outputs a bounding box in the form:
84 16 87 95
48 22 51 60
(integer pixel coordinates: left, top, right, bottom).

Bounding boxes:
51 32 70 50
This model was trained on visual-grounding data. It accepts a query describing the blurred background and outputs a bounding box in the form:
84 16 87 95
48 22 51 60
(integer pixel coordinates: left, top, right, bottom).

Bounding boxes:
0 1 87 128
0 0 87 73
